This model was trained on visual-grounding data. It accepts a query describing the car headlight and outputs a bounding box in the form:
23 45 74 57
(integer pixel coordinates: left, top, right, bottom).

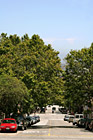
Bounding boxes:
11 126 16 128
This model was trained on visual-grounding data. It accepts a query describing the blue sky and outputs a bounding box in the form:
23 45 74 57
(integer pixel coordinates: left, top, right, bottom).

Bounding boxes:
0 0 93 63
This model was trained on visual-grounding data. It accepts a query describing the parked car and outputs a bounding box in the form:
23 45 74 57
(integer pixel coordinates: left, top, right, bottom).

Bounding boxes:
77 118 87 128
52 107 56 113
68 115 75 123
40 107 46 113
26 116 33 126
11 114 28 130
85 118 93 131
64 115 70 121
59 107 67 114
34 115 40 123
88 120 93 131
0 118 17 132
73 114 84 125
26 116 36 126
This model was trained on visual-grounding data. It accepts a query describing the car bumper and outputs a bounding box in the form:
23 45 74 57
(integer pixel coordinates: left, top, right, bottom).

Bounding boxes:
0 127 17 132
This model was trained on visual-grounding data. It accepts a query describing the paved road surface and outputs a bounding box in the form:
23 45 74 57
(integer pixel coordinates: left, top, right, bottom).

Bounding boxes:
0 106 93 140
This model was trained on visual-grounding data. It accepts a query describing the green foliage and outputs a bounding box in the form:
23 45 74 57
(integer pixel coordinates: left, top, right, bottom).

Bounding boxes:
0 74 29 116
0 33 64 113
64 45 93 112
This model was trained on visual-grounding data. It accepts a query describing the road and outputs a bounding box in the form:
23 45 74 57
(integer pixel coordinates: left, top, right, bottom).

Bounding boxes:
0 105 93 140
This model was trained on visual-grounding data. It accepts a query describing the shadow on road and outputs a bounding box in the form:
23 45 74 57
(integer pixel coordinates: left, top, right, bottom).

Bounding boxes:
28 125 77 129
28 125 93 133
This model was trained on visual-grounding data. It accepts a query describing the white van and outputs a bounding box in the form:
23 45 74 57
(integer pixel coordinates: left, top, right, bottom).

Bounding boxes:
73 114 84 125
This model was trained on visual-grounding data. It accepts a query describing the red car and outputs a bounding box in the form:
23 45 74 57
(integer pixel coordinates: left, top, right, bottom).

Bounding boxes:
0 118 18 132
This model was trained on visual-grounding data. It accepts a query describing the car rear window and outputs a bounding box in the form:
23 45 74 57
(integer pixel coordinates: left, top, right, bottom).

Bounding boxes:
70 116 74 118
75 115 79 118
80 115 83 118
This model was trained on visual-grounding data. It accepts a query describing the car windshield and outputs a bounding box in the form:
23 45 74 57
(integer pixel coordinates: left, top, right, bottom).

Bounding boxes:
26 117 31 120
52 108 56 110
2 120 15 124
80 115 83 118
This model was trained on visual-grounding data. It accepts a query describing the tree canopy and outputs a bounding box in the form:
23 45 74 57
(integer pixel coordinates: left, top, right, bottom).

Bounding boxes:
0 33 64 114
0 74 29 116
64 44 93 113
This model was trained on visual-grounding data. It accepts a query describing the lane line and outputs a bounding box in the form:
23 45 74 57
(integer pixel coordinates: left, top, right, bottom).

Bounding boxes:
48 120 51 136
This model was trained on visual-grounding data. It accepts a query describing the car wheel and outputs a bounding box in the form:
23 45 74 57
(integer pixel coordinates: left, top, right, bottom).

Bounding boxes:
27 123 29 127
25 126 27 130
91 127 93 132
85 123 88 130
21 126 25 131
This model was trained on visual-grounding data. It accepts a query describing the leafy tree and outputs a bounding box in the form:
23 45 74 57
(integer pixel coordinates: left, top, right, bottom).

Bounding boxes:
64 45 93 113
0 74 29 116
0 33 64 109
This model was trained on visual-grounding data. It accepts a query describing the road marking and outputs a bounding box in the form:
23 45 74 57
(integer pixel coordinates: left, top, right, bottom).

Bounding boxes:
48 133 50 136
48 120 51 136
1 131 93 138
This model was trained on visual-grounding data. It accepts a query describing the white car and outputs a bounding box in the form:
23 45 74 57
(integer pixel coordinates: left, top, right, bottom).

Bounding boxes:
64 115 70 121
73 114 84 125
68 115 75 123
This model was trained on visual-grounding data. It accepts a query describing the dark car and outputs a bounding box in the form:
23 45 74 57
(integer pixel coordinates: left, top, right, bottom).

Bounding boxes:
26 116 36 126
88 120 93 131
34 116 40 123
40 107 46 113
59 107 67 114
11 114 28 130
85 118 93 131
77 118 87 128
